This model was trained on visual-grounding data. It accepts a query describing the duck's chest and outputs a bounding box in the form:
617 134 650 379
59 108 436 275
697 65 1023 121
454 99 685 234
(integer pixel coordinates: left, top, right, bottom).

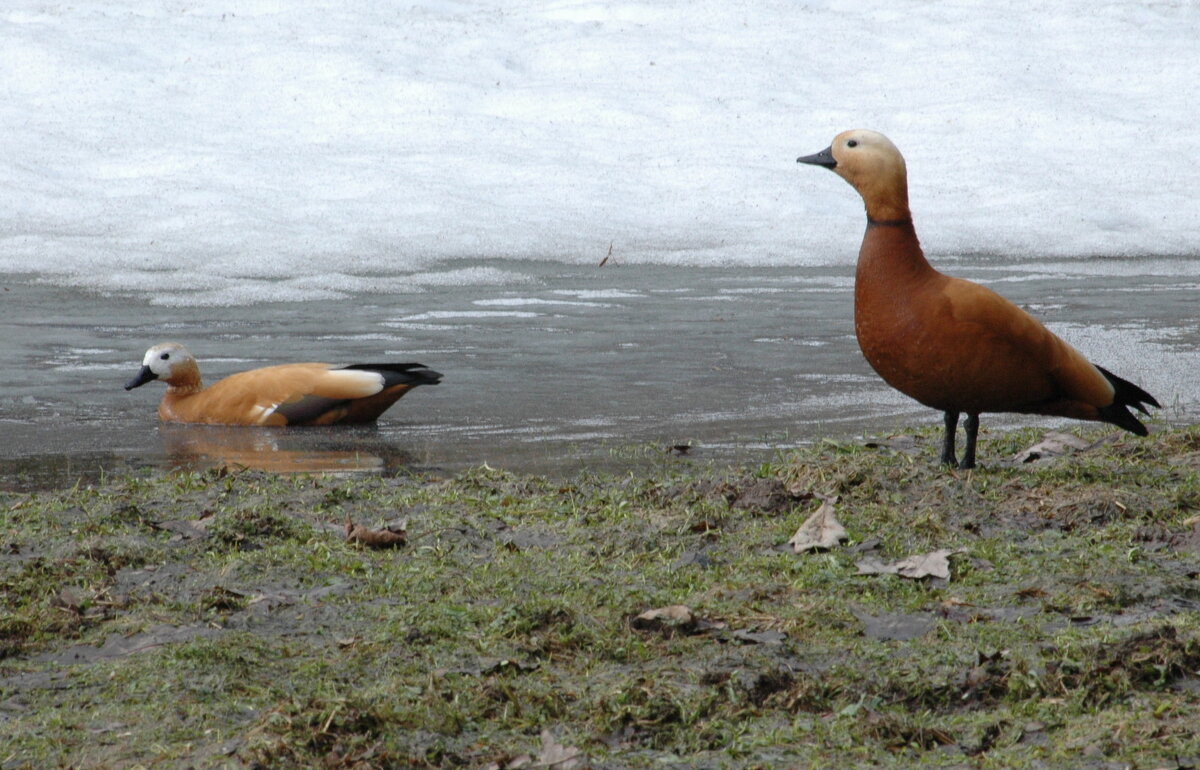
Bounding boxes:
851 233 961 400
854 279 944 374
158 392 197 423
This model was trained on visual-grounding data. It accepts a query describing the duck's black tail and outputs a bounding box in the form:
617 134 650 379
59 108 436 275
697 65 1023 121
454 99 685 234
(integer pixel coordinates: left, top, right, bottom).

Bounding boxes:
343 363 443 388
1094 364 1159 436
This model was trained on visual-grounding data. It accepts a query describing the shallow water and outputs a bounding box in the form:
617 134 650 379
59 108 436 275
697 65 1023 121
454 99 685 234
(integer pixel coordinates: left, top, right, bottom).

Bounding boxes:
2 257 1196 489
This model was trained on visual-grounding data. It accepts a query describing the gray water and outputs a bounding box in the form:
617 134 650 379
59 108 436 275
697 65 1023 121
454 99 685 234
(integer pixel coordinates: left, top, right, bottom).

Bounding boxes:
1 257 1196 488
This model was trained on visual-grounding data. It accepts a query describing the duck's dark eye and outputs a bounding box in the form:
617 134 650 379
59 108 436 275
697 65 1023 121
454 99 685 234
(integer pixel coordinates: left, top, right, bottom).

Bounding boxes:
847 139 859 148
160 353 170 360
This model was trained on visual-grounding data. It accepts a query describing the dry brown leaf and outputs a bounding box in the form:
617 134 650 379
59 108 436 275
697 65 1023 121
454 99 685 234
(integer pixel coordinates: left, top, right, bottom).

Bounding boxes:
631 604 726 635
788 498 847 552
344 513 407 548
534 729 584 769
894 549 959 579
1012 431 1096 463
855 548 964 580
633 604 695 625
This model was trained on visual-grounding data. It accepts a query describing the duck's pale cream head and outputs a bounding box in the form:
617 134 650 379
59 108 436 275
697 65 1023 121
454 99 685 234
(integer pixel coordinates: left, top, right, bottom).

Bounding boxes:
125 342 199 390
798 129 910 222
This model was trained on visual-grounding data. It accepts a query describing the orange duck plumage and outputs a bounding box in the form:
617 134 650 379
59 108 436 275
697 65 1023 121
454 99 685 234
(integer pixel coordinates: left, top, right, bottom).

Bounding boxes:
797 129 1158 469
125 342 441 426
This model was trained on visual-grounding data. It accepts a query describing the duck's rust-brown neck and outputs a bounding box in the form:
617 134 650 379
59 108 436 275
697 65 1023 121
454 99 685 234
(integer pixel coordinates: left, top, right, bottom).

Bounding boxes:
166 382 204 396
163 360 204 395
859 186 910 224
855 217 937 291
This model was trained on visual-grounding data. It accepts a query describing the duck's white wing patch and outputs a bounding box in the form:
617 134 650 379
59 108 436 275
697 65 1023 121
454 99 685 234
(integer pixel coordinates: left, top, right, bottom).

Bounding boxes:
250 403 280 425
313 368 386 399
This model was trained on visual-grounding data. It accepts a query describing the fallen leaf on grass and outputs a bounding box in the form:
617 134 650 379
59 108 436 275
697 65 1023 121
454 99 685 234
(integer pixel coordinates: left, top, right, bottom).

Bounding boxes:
533 729 584 769
631 604 726 635
788 498 847 552
344 513 407 548
1012 431 1098 463
486 729 584 770
634 604 694 624
893 549 961 579
855 548 964 580
632 606 790 645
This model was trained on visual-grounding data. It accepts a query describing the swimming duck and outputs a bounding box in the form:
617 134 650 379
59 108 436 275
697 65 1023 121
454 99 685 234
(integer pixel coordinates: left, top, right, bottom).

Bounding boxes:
797 129 1158 468
125 342 441 426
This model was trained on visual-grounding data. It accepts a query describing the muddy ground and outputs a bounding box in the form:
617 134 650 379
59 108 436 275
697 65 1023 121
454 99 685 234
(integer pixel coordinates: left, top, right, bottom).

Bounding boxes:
2 424 1200 768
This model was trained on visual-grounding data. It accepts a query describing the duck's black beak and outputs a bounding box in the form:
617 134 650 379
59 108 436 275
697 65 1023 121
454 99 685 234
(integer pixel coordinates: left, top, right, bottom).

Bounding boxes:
797 146 837 169
125 365 158 390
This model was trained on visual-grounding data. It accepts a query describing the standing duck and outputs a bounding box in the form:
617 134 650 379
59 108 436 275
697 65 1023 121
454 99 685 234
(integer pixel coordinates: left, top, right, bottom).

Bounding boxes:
126 342 441 426
797 130 1158 469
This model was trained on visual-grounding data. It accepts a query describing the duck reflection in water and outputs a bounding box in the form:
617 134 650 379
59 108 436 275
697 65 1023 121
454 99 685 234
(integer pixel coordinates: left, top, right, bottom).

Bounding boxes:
157 423 424 475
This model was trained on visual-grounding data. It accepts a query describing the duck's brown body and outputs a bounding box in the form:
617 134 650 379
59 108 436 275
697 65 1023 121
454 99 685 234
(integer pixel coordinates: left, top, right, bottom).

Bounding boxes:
126 342 441 427
799 130 1157 468
855 219 1113 420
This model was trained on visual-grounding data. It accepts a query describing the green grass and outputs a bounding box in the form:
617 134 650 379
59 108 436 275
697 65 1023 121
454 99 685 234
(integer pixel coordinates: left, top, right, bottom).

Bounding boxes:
2 424 1199 767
